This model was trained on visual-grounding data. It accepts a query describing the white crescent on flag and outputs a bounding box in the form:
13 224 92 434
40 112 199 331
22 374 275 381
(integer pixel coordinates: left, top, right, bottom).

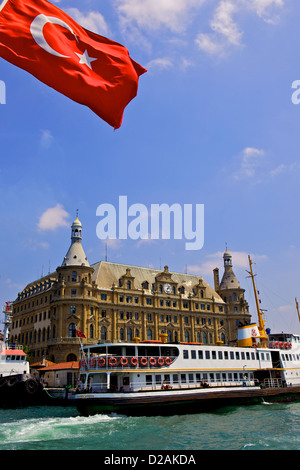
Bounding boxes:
30 14 74 58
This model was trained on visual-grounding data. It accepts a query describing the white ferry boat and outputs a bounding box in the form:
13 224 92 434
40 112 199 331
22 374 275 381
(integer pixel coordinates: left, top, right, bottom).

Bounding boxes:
75 257 300 416
0 302 42 407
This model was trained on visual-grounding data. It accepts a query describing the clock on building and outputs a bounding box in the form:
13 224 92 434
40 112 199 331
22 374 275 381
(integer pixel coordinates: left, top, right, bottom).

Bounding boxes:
164 283 172 294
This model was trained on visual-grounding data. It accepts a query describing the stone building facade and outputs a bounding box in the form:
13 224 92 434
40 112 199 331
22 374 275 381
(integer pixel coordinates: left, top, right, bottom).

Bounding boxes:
10 217 251 364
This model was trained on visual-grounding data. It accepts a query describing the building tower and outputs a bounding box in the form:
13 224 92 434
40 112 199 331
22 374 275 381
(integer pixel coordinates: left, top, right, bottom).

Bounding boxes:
214 249 251 344
51 216 95 362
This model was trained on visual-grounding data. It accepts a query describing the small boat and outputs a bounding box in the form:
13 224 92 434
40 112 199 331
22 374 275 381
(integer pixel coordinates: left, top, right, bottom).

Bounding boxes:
0 302 42 407
75 257 300 416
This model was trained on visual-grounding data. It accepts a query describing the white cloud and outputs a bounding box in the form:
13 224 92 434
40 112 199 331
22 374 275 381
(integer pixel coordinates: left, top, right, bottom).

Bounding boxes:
38 204 70 231
211 1 242 46
66 8 109 35
146 57 173 71
233 147 265 180
115 0 206 33
40 129 54 149
195 0 284 57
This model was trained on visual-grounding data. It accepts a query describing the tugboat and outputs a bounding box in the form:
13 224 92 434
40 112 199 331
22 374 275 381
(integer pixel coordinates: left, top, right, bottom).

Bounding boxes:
74 256 300 416
0 302 42 407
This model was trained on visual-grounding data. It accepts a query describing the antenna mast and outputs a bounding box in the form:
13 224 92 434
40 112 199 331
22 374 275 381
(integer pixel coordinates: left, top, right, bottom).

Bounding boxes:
295 298 300 323
246 255 268 347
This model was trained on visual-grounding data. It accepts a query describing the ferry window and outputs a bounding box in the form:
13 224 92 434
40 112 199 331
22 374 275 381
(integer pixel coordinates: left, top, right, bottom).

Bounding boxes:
212 351 216 360
181 374 186 383
222 373 226 381
228 373 233 381
198 350 203 359
188 374 194 382
210 373 214 382
155 375 162 384
266 353 270 361
234 373 238 382
230 351 234 360
183 350 189 359
11 356 15 360
146 375 152 385
164 374 170 384
191 350 196 359
224 351 228 360
241 352 245 360
235 352 240 360
261 353 265 360
173 374 178 383
196 374 201 383
246 352 250 360
205 350 210 360
218 351 223 360
216 373 221 381
251 352 255 360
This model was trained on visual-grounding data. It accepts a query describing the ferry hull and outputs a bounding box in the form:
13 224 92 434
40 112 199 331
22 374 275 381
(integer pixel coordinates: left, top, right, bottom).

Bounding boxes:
75 385 300 416
0 374 43 408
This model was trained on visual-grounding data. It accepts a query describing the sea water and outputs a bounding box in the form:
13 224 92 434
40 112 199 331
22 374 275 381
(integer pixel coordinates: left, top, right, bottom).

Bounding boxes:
0 402 299 451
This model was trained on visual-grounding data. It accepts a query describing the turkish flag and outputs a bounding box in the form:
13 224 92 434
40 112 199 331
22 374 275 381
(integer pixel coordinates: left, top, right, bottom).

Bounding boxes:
0 0 146 128
76 329 86 339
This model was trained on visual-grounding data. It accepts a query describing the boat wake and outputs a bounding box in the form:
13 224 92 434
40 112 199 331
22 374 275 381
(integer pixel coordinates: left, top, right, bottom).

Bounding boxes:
0 412 122 448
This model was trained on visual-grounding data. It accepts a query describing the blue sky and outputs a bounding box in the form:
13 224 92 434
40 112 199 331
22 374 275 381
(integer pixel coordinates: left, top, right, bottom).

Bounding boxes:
1 0 300 334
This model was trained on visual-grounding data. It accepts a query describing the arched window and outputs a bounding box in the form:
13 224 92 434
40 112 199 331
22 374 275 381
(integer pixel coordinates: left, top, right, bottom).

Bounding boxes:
197 332 201 342
67 353 77 362
72 271 77 282
221 333 225 343
101 326 107 341
127 280 131 289
127 328 132 341
147 329 152 340
68 323 76 338
202 332 207 344
184 330 190 342
90 324 94 338
120 328 124 341
167 330 172 342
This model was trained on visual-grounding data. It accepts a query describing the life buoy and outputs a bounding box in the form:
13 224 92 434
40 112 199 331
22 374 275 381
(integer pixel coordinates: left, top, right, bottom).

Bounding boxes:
157 357 164 366
149 357 156 366
252 343 257 348
274 342 279 348
120 356 128 366
98 357 106 367
140 357 147 366
131 357 138 366
288 342 292 348
81 359 87 368
89 358 96 367
284 342 288 349
165 357 172 365
109 357 117 366
279 342 284 348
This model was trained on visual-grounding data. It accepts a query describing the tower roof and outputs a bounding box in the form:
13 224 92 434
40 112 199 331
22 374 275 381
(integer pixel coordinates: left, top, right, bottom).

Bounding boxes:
219 249 241 290
61 216 89 267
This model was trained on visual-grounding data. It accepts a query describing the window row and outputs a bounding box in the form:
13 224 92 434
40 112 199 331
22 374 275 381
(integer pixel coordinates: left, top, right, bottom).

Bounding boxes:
183 349 271 361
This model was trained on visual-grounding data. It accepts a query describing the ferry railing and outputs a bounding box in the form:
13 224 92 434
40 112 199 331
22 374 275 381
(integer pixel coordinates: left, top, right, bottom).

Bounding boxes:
262 378 282 388
77 378 259 394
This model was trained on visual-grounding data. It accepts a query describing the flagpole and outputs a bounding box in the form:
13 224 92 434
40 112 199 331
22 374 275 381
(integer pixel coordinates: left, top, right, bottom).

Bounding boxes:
76 330 87 360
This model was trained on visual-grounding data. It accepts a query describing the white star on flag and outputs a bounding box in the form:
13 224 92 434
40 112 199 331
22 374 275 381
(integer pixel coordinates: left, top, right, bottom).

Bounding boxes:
75 50 97 69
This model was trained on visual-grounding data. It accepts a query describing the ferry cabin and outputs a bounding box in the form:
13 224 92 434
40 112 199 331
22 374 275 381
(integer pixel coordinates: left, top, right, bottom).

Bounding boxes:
78 334 300 394
0 348 29 377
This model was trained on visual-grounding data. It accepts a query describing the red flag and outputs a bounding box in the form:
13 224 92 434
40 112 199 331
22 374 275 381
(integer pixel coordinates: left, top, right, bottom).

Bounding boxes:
0 0 146 128
76 329 86 339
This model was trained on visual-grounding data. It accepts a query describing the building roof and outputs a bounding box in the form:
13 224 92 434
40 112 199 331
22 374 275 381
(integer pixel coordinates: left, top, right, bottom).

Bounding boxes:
91 261 225 303
36 361 79 371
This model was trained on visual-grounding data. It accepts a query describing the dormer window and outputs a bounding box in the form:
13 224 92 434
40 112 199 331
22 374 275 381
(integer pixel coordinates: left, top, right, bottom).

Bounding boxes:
72 271 77 282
